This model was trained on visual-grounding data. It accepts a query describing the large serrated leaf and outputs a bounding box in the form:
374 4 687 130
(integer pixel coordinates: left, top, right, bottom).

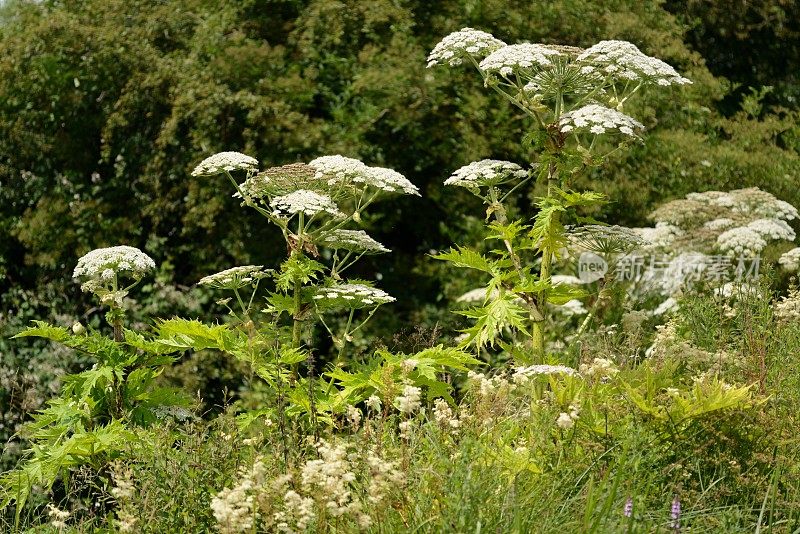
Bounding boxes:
432 246 500 275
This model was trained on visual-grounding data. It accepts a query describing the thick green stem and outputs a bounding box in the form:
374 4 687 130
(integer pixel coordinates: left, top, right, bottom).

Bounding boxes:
292 273 302 349
113 319 123 343
533 161 560 358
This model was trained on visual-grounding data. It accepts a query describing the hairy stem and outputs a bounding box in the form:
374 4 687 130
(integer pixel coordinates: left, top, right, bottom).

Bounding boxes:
533 160 560 358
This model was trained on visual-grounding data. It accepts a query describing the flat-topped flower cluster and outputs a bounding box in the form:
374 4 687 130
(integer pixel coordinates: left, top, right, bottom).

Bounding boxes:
427 28 691 96
198 265 266 290
313 284 396 309
559 104 644 137
638 187 799 258
191 152 417 255
319 230 390 254
73 246 156 300
444 159 528 189
191 151 258 177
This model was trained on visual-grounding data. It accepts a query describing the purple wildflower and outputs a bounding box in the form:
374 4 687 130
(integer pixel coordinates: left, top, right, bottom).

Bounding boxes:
624 496 633 518
670 495 681 530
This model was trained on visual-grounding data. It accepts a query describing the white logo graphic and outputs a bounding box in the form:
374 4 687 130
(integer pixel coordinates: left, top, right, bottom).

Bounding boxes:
578 252 608 283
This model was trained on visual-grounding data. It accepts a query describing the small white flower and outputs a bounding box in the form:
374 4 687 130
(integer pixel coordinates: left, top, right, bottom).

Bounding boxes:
427 28 506 67
73 246 156 296
556 412 574 430
779 247 800 272
198 265 265 290
191 151 258 176
394 384 422 414
716 227 767 257
308 155 419 196
313 284 396 309
345 405 362 427
559 104 644 137
444 159 528 188
271 190 344 218
319 229 390 254
577 40 692 86
365 395 382 412
746 218 796 242
513 365 579 385
479 43 565 76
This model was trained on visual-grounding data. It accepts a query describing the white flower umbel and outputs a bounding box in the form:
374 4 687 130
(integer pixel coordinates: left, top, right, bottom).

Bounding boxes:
308 155 419 196
427 27 506 68
319 230 390 254
308 155 369 185
576 40 692 86
271 190 344 218
191 151 258 177
199 265 265 290
635 222 683 250
779 247 800 272
559 104 644 137
444 159 528 188
746 218 796 242
363 166 420 196
479 43 564 77
568 224 648 255
313 283 396 309
771 200 800 221
73 246 156 299
716 227 767 257
579 357 619 379
513 364 579 385
703 218 736 231
238 163 323 199
728 187 799 221
687 190 734 207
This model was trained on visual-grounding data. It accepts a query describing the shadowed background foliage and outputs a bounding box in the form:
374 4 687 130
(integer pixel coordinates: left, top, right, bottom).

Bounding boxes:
1 0 798 467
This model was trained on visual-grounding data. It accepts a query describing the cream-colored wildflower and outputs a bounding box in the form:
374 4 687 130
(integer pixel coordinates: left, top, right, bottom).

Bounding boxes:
271 189 344 218
556 412 574 430
365 394 382 413
579 357 619 379
47 504 70 530
346 405 362 428
432 398 461 432
394 384 422 414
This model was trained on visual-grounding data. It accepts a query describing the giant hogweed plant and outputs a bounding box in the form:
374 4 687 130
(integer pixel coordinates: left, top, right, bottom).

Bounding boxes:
1 246 192 517
426 30 692 361
163 153 478 443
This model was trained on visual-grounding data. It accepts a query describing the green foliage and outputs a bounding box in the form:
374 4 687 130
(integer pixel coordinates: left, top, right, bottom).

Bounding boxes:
328 345 480 404
458 295 531 350
2 321 191 516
